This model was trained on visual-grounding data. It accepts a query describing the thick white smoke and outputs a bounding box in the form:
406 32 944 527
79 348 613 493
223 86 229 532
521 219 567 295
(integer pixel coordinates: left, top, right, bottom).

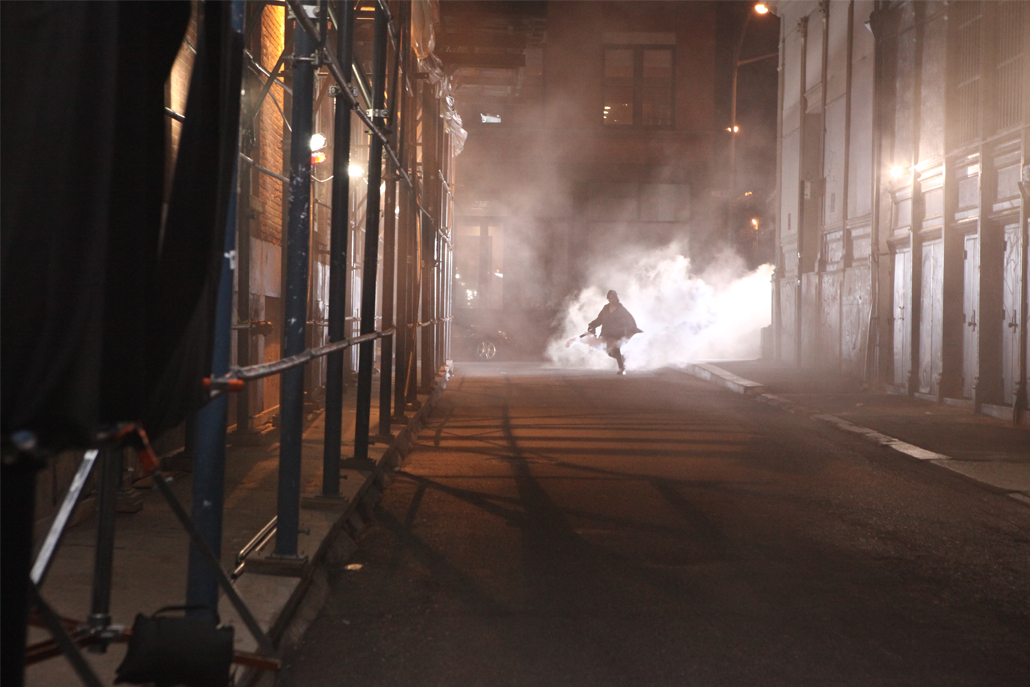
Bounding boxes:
546 244 773 370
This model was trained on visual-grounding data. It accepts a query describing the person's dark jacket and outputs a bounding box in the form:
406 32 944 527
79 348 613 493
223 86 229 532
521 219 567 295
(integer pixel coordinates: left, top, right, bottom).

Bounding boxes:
588 302 641 340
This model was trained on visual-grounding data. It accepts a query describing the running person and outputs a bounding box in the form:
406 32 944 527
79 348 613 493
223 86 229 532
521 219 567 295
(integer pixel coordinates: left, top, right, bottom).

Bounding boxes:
587 290 641 374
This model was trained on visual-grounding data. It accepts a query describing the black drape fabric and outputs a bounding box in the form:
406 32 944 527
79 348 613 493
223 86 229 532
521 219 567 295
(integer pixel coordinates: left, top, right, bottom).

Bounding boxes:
143 1 243 440
2 4 244 680
1 0 241 450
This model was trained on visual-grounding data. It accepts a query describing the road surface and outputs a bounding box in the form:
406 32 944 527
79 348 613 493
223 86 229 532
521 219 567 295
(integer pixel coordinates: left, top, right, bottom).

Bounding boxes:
286 363 1030 686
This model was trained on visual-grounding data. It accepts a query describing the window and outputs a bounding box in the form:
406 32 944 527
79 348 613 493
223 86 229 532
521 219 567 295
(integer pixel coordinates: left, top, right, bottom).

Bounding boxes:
454 220 503 310
952 2 982 146
603 46 674 128
949 0 1027 146
994 0 1026 132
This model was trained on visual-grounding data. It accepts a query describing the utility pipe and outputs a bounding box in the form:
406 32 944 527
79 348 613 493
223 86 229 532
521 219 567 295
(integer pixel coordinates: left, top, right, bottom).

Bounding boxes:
839 0 854 372
865 6 886 384
1015 167 1029 424
795 16 808 366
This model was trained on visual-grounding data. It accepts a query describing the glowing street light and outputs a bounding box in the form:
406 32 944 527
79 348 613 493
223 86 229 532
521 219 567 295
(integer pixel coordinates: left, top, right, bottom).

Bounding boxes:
309 133 327 151
728 2 777 243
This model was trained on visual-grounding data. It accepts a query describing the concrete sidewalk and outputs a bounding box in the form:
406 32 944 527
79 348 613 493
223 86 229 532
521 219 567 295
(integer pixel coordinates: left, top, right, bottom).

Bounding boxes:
26 367 450 687
681 360 1030 507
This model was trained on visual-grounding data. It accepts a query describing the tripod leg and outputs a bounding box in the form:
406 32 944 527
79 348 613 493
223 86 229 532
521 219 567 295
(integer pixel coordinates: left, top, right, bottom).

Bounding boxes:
31 450 98 587
30 586 104 687
2 451 43 687
152 470 278 658
88 448 119 645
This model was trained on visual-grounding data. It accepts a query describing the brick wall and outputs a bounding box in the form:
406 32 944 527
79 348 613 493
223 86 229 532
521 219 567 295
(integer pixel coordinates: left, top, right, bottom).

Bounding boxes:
165 2 198 199
256 4 286 246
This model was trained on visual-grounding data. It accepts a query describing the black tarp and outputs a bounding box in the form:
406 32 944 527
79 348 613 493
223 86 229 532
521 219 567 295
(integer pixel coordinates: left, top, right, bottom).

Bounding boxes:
2 0 240 450
1 2 242 681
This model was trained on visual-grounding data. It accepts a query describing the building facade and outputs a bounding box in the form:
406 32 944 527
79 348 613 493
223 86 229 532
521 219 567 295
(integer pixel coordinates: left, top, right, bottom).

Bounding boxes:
438 1 724 342
771 0 1029 423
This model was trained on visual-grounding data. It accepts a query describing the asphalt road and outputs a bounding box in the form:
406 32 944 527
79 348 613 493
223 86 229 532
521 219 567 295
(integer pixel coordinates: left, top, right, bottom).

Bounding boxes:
286 364 1030 686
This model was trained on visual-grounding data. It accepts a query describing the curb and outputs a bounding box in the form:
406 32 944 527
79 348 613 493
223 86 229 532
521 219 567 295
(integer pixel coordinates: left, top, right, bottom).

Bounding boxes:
680 363 1029 508
241 364 452 686
681 362 766 396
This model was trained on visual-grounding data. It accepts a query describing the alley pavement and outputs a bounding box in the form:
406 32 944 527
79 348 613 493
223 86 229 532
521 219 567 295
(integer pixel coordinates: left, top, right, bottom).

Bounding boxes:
287 363 1030 686
689 359 1030 507
24 374 445 687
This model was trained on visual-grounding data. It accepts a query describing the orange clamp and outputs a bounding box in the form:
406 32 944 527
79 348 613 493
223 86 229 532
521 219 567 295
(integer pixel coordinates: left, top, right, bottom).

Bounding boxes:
203 377 246 392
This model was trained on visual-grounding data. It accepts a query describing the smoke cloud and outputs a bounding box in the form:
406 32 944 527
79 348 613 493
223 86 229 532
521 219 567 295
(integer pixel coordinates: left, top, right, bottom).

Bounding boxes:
547 243 773 370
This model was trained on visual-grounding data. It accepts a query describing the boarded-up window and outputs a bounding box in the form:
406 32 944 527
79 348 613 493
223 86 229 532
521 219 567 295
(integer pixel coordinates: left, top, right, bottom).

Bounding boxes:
953 2 982 146
994 0 1026 132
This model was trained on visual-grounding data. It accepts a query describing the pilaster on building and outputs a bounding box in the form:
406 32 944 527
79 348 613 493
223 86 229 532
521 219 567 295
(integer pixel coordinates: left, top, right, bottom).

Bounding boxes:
770 0 1029 424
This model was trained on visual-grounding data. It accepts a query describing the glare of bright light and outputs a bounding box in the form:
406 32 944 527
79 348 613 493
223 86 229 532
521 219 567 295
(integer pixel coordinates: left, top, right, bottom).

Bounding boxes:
310 133 327 151
889 165 905 179
455 273 461 279
754 3 770 14
380 182 386 194
726 125 740 133
744 191 753 196
494 271 503 278
311 151 327 165
348 164 364 178
751 218 759 230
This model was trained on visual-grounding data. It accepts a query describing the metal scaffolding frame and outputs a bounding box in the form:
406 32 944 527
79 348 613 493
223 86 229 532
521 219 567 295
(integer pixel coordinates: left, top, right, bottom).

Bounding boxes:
22 1 455 683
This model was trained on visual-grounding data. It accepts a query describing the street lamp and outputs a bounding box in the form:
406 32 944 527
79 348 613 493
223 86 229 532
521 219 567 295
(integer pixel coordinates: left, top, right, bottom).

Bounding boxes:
729 3 778 236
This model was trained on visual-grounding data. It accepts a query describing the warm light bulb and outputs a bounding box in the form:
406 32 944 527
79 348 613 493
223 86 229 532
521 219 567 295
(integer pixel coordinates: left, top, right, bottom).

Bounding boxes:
348 164 364 178
889 165 905 179
754 3 770 15
310 133 327 151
